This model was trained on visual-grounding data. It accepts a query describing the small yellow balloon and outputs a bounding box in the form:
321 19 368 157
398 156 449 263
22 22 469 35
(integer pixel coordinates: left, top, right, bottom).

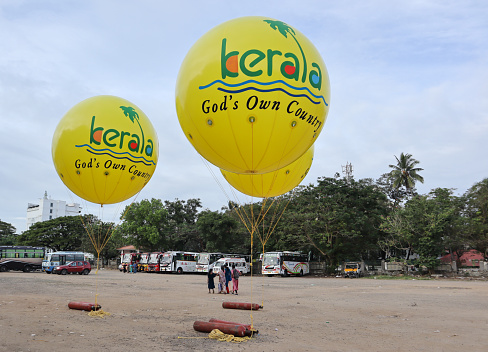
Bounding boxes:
176 16 330 174
52 95 159 204
221 145 314 198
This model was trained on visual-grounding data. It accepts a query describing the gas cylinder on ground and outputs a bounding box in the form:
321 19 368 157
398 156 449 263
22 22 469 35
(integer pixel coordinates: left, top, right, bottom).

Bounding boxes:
193 321 254 337
68 301 101 311
209 318 252 330
222 301 262 310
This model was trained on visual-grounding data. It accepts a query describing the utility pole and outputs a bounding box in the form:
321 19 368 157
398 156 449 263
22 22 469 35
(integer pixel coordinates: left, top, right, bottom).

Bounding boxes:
342 162 354 183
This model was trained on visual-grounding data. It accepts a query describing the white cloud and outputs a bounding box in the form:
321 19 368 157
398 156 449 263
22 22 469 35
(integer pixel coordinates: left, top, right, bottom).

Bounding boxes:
1 0 487 233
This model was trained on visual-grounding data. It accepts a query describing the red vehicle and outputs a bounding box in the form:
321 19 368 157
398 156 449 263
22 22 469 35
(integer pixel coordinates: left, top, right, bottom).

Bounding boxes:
53 261 91 275
147 252 164 272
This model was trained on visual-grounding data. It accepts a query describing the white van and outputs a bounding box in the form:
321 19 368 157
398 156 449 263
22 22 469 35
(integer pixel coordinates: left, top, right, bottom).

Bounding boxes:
212 257 250 275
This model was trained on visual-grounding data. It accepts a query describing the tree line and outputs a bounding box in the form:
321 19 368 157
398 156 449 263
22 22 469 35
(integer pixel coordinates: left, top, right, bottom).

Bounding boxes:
2 153 487 272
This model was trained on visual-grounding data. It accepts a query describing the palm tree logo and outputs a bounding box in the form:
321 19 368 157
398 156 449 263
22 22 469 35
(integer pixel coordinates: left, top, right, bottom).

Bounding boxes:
264 19 307 83
120 106 144 154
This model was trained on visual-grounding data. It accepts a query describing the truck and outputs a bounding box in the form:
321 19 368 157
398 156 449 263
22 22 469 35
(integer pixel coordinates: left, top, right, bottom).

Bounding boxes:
344 262 362 278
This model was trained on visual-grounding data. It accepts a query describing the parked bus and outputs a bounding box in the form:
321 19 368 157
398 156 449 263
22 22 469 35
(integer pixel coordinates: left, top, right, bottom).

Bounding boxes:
118 253 141 272
261 251 309 277
147 252 164 272
137 253 150 272
196 252 226 273
0 246 45 272
159 251 198 274
42 251 85 274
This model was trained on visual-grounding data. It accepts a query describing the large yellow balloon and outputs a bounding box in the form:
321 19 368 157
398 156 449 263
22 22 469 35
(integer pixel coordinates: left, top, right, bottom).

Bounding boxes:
221 145 314 198
52 95 159 204
176 16 330 175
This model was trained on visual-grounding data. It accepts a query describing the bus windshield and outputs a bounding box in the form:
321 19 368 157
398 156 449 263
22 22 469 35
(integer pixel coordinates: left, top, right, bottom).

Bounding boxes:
121 254 132 263
263 254 279 265
197 253 210 265
161 254 172 263
148 253 159 264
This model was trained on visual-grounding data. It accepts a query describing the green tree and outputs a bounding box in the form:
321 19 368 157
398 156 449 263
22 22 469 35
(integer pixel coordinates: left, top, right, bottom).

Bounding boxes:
0 220 17 245
221 197 292 256
463 178 488 256
388 153 424 199
16 215 93 251
80 221 120 262
275 177 390 270
381 188 459 271
163 198 202 251
376 173 408 206
117 198 169 251
197 210 242 253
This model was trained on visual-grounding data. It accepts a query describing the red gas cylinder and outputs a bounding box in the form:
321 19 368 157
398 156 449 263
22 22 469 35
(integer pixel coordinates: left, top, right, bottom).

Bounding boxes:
68 301 101 311
193 321 253 337
209 318 252 330
222 301 262 310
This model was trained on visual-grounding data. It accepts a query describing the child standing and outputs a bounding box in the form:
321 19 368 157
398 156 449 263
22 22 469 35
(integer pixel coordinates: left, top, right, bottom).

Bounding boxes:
231 264 240 295
207 269 216 294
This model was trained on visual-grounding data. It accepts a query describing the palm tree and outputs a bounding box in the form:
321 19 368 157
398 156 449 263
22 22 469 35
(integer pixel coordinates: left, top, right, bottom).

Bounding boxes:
388 153 424 195
264 19 307 83
120 106 144 153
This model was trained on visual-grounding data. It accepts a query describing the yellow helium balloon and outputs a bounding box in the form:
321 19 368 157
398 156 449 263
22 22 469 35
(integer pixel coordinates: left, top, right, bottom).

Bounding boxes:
52 95 159 204
221 145 314 198
176 16 330 175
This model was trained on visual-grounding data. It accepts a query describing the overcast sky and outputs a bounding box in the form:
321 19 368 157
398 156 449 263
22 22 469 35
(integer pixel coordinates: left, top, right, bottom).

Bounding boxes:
1 0 487 234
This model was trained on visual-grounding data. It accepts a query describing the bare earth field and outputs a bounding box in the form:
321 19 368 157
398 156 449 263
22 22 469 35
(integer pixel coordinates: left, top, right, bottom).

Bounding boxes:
1 270 487 352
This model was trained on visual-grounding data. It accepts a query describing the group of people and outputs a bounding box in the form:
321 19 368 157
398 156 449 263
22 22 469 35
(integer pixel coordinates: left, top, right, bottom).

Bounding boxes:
122 262 138 273
207 263 240 295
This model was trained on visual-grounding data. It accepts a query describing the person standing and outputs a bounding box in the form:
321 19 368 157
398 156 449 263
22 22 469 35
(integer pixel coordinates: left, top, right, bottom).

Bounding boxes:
132 261 137 273
218 265 226 294
231 263 240 295
207 269 217 294
224 263 232 294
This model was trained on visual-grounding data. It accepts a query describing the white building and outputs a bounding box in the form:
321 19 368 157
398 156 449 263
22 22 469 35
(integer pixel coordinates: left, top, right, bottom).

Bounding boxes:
26 191 82 229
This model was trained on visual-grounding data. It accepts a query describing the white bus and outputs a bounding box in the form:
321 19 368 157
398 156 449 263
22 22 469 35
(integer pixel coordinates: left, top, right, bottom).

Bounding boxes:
262 251 309 277
42 251 86 274
159 251 198 274
0 246 45 272
196 252 226 273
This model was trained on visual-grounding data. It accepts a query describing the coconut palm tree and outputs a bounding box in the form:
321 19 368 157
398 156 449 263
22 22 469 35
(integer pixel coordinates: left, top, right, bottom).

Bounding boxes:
264 19 307 83
388 153 424 195
120 106 144 153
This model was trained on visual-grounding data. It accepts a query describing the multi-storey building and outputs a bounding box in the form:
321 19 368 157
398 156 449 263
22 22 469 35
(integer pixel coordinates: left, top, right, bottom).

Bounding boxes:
26 191 81 229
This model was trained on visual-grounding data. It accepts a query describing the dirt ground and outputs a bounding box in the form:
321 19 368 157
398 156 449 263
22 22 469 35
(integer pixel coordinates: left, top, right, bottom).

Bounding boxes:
1 270 487 352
